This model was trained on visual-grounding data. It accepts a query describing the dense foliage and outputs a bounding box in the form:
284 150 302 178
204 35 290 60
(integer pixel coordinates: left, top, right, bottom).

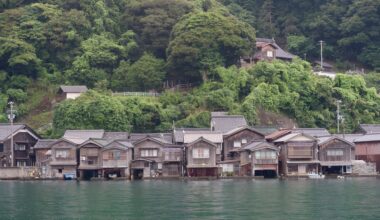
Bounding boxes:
0 0 379 135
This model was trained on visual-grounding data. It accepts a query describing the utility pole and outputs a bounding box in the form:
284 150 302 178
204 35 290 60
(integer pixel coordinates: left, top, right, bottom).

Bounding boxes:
7 101 16 167
319 40 324 71
336 100 342 134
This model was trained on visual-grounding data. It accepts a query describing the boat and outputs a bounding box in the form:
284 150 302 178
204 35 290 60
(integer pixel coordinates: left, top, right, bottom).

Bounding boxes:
337 175 345 179
308 172 325 179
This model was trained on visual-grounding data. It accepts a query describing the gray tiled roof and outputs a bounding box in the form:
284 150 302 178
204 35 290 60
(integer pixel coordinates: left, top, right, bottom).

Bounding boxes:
0 124 25 141
336 134 364 143
359 124 380 134
103 132 129 140
317 135 355 146
211 115 247 133
292 128 330 137
256 38 295 60
129 133 173 143
242 140 277 151
34 139 58 149
353 134 380 143
63 130 105 144
252 126 278 135
173 128 210 143
59 85 88 93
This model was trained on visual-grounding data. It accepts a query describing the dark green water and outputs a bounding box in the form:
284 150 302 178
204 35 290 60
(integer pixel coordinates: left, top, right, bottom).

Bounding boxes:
0 178 379 220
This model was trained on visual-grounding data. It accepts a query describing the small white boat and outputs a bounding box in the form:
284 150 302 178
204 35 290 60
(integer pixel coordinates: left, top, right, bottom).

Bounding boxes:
308 172 325 179
337 175 345 179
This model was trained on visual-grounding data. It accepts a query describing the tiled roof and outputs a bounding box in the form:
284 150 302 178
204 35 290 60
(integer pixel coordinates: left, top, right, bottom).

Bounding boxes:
173 128 210 143
0 124 25 141
183 131 223 144
129 133 173 143
59 85 88 93
34 139 57 149
103 132 129 140
292 128 330 137
252 126 278 135
211 115 247 133
336 134 364 143
223 126 264 138
353 134 380 143
359 124 380 134
274 132 316 143
63 130 105 144
256 38 295 60
242 140 277 151
265 129 291 141
317 135 355 146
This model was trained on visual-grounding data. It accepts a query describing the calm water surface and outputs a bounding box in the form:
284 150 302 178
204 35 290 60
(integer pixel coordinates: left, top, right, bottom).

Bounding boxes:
0 178 380 220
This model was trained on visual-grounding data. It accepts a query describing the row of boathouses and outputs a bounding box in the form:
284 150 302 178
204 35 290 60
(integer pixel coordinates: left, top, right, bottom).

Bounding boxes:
0 113 378 179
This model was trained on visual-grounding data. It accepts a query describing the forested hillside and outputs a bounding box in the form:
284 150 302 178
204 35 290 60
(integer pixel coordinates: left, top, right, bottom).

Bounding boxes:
0 0 379 136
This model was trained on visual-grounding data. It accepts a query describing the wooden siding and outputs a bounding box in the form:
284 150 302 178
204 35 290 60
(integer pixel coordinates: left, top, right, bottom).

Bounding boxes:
101 148 130 168
50 141 77 166
223 129 264 160
319 139 354 162
187 141 216 168
0 131 38 166
133 140 164 163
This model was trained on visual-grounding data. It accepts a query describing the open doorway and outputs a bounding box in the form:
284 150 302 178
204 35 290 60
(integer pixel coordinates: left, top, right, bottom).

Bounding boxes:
132 169 144 180
254 170 277 178
82 170 98 180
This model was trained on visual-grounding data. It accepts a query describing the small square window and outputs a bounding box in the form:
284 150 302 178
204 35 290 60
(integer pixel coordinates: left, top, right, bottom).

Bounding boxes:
242 139 247 144
58 169 63 173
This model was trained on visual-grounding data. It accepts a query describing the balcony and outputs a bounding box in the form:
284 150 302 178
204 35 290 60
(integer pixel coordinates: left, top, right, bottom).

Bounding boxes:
102 160 128 168
254 159 278 164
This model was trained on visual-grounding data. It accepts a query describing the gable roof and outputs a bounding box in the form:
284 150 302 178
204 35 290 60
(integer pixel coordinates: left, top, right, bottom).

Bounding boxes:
34 139 58 149
358 124 380 134
353 133 380 143
78 139 104 148
133 136 171 146
211 115 247 133
186 137 217 148
129 133 172 143
223 126 265 138
49 138 78 148
173 128 210 143
242 140 278 152
292 128 331 137
252 126 278 135
103 131 129 140
256 38 295 60
336 134 364 143
63 130 105 144
0 124 40 141
59 85 88 93
274 132 316 143
266 129 291 142
317 136 355 147
183 131 223 144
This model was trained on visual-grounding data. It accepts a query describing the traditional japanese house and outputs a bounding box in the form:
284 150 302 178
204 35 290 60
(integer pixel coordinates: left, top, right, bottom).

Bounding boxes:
130 136 169 179
240 141 279 177
354 134 380 172
162 144 183 177
173 128 210 144
183 131 223 162
220 126 265 176
57 85 88 100
210 113 247 133
100 140 132 179
0 124 39 167
78 139 103 180
318 136 355 174
274 133 319 176
34 139 57 177
49 138 78 179
186 137 218 177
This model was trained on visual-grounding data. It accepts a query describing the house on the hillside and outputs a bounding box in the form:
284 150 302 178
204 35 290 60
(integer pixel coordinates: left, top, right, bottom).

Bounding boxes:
274 133 319 176
186 137 218 177
318 136 355 174
240 140 279 177
313 61 334 72
57 85 88 100
240 38 296 68
210 112 248 133
0 124 39 167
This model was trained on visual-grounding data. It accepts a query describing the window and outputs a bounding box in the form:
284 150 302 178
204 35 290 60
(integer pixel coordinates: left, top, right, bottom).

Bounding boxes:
15 144 26 151
56 150 68 158
242 139 247 144
233 141 241 148
193 148 210 159
58 169 63 173
16 161 26 167
267 50 273 57
327 149 344 156
141 149 158 157
0 144 3 152
255 151 276 159
108 150 121 160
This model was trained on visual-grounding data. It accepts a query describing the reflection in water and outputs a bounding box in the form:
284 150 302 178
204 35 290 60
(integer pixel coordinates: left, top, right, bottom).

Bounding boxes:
0 179 379 219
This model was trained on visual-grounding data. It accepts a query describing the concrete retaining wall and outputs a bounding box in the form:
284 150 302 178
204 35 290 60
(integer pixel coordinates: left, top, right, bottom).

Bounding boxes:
0 167 40 179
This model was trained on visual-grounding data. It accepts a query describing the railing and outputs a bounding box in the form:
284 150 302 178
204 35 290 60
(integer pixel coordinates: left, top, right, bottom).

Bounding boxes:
254 159 278 164
112 92 160 97
102 160 127 168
